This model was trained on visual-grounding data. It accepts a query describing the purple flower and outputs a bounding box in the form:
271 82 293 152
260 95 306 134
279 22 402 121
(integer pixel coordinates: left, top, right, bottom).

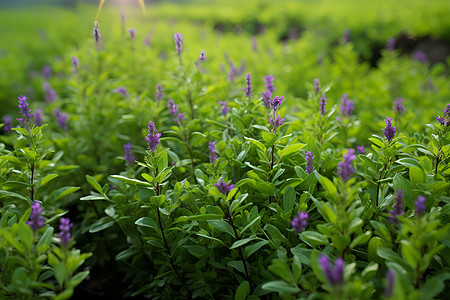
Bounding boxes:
58 218 73 246
337 149 356 182
313 78 320 94
291 212 308 232
34 108 43 127
386 38 395 52
228 64 238 82
305 151 315 174
209 142 218 165
93 20 101 43
128 28 136 41
262 90 272 108
123 143 135 164
319 255 344 286
243 73 253 97
389 190 404 225
42 65 51 79
219 101 230 116
3 116 12 132
120 11 126 24
17 95 33 127
385 270 395 298
270 115 285 133
174 32 183 55
114 86 128 97
145 121 161 152
393 98 405 114
340 94 354 117
443 104 450 118
343 28 350 44
357 146 365 154
54 108 68 131
168 100 185 125
155 84 163 101
27 201 45 232
44 82 56 103
270 96 283 116
144 34 151 47
415 196 426 217
319 95 327 116
382 117 396 143
413 50 427 62
264 75 275 93
71 56 79 74
214 179 234 195
199 50 206 62
435 115 445 125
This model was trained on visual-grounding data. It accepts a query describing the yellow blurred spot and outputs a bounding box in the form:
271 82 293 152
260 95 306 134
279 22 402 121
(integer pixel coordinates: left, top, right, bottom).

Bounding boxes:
138 0 147 15
95 0 106 21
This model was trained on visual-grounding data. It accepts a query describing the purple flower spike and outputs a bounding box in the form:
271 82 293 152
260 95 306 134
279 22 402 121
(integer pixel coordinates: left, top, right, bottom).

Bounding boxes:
443 104 450 117
144 34 151 47
209 142 218 165
413 50 427 62
128 28 136 41
44 82 56 103
3 116 12 132
270 115 285 133
168 100 185 126
382 117 396 143
58 218 73 246
155 84 163 101
313 78 320 94
393 98 405 114
114 86 128 97
42 65 51 79
71 56 79 74
243 73 253 97
337 149 356 182
145 121 161 152
264 75 275 93
174 32 183 55
340 94 354 117
17 95 33 127
415 196 426 217
199 50 206 62
357 146 365 154
305 151 315 174
270 96 284 117
435 116 445 125
291 212 308 232
123 143 135 164
54 108 68 131
34 108 43 127
385 270 395 298
214 179 234 195
219 101 230 116
262 90 272 108
319 95 327 116
386 38 396 52
93 20 102 43
389 190 404 225
27 201 45 232
319 255 345 286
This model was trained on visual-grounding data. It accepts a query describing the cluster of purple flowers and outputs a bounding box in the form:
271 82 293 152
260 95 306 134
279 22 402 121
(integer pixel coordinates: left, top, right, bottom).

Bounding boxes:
3 116 12 132
58 218 73 246
168 100 185 126
337 149 356 182
291 212 308 232
269 96 285 133
17 95 33 128
155 84 163 101
114 86 128 97
27 201 45 231
386 38 395 52
145 121 161 152
319 255 344 286
413 50 427 62
389 190 404 225
225 53 245 82
393 98 405 114
34 108 44 127
319 95 327 116
214 179 234 195
357 146 365 154
123 143 135 164
44 82 56 103
209 142 218 165
305 151 315 174
174 32 183 56
262 75 275 108
340 94 354 117
382 117 396 143
385 270 395 298
415 196 426 217
71 56 79 74
42 65 51 80
243 73 253 98
54 108 68 131
198 50 206 62
313 78 320 94
128 28 136 41
219 101 230 116
435 104 450 126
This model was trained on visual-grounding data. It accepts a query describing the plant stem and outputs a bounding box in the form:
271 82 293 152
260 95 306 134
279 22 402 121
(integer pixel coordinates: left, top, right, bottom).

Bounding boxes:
376 163 388 206
268 144 275 182
30 162 35 201
435 148 441 175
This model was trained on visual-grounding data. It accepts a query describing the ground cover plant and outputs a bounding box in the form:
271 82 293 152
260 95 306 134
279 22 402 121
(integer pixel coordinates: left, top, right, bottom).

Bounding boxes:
0 0 449 299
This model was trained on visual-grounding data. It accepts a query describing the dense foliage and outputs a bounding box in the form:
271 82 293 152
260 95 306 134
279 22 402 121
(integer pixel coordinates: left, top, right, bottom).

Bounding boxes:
0 0 449 299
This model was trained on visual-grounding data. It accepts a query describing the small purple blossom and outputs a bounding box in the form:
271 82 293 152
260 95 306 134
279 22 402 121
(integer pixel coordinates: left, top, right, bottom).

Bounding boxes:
209 142 218 165
340 94 354 117
128 28 136 41
386 38 395 52
443 104 450 118
114 86 128 97
343 29 350 44
93 20 101 43
243 73 253 97
3 116 12 132
44 82 56 103
58 218 73 246
34 108 43 127
385 270 395 298
382 117 396 143
174 32 183 55
393 98 405 114
42 65 51 79
319 255 344 286
219 101 230 116
313 78 320 94
413 50 427 62
389 190 404 225
214 179 234 195
123 143 135 164
415 196 426 217
264 75 275 93
145 121 161 152
319 95 327 116
71 56 79 74
270 115 285 133
54 108 68 131
144 34 151 47
262 91 272 108
305 151 315 174
198 50 206 62
291 212 308 232
168 100 185 125
17 95 33 127
337 149 356 182
27 201 44 232
270 96 283 116
357 146 365 154
155 84 163 101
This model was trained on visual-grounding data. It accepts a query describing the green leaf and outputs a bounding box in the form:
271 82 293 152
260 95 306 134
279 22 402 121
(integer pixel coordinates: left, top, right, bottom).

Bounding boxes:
245 137 266 153
261 280 299 294
235 280 250 300
86 175 103 194
110 175 153 187
209 220 236 238
264 224 287 243
230 237 258 249
176 214 223 222
245 240 269 258
40 174 59 187
278 143 305 157
370 221 392 245
50 186 80 203
282 186 296 212
36 227 54 253
420 276 444 300
70 271 89 287
89 217 114 233
54 262 66 287
0 190 29 203
409 166 425 184
262 132 277 145
18 222 33 252
135 217 158 230
316 173 337 195
240 216 261 236
301 231 329 246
